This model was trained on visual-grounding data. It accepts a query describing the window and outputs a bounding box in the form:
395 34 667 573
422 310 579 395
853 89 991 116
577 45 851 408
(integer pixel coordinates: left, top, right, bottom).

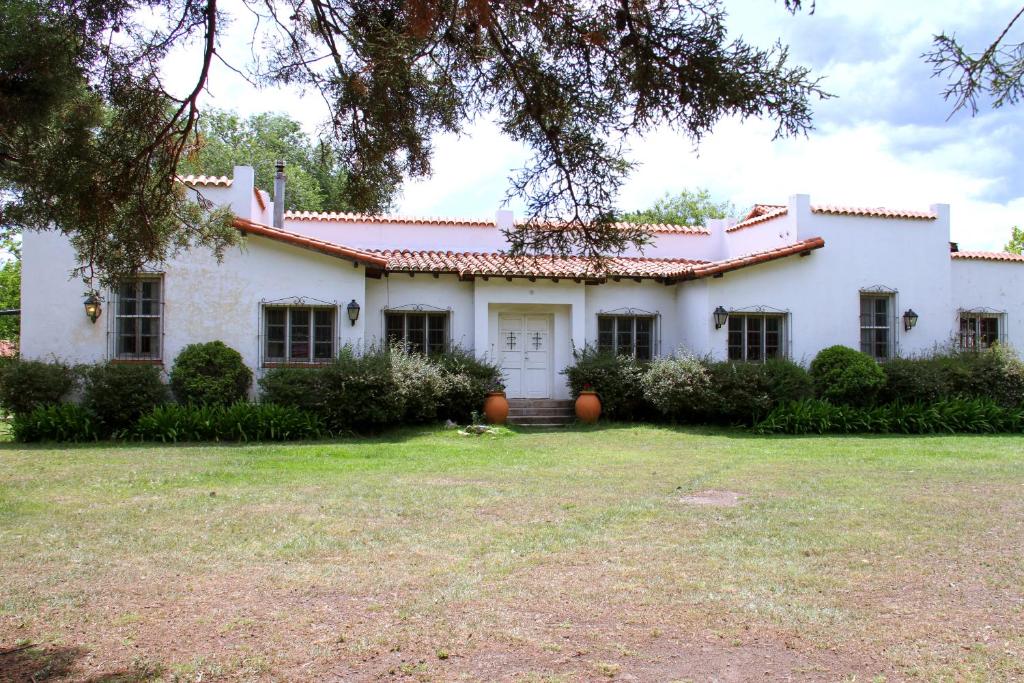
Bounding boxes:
727 314 784 361
264 306 335 363
959 312 1002 350
597 315 655 360
115 277 162 359
385 311 449 355
859 294 894 360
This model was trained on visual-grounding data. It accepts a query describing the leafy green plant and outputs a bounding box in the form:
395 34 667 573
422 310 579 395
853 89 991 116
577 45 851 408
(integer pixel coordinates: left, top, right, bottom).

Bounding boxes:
562 346 651 421
170 341 253 406
755 398 1023 435
258 367 324 412
639 353 713 423
431 347 502 422
809 345 886 407
12 403 100 442
131 403 325 442
0 359 77 417
81 362 169 433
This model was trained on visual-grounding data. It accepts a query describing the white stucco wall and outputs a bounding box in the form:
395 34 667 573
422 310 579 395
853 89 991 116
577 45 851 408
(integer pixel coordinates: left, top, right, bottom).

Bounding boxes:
364 273 475 350
951 259 1024 350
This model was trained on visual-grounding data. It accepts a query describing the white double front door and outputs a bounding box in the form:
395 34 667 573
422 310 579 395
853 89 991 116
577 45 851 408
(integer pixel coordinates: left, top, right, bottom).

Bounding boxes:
499 313 551 398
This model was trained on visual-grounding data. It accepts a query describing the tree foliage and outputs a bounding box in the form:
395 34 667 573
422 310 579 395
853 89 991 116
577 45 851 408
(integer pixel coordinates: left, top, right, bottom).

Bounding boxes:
0 259 20 343
1006 226 1024 254
621 188 733 226
926 7 1024 116
181 109 366 213
1 0 827 283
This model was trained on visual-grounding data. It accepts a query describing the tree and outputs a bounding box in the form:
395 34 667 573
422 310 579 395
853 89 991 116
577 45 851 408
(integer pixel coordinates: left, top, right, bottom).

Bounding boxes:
1006 226 1024 254
926 7 1024 116
0 259 20 344
621 188 734 226
1 0 827 285
181 110 367 213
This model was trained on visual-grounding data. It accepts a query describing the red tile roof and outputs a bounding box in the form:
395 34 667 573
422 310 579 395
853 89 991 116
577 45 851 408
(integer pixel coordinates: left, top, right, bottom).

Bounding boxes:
727 204 788 232
811 205 936 220
951 250 1024 262
232 218 387 268
233 218 823 281
253 188 267 211
285 211 710 235
676 237 825 281
180 175 233 187
376 250 705 280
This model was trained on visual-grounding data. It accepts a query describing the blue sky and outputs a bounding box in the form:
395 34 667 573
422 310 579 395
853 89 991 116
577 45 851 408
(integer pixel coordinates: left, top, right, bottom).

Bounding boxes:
173 0 1024 250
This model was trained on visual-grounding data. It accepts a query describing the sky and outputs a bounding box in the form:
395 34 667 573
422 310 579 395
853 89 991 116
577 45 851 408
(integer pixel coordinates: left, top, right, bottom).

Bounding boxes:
169 0 1024 250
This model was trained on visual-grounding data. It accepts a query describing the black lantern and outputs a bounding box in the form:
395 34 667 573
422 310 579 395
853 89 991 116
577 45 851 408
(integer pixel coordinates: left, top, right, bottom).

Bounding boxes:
346 299 360 326
713 306 729 329
83 292 102 324
903 308 919 331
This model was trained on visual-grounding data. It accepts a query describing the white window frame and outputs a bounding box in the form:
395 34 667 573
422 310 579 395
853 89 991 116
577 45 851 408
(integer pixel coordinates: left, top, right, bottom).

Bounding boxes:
263 305 337 365
112 276 164 361
384 310 450 356
726 313 787 362
958 310 1006 350
596 314 657 360
859 292 896 361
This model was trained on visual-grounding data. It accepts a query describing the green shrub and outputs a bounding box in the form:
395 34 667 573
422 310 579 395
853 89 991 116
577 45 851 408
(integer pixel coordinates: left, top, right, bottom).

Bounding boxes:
132 402 325 442
639 354 713 422
170 341 252 406
258 367 324 412
318 346 405 433
940 346 1024 407
0 359 77 416
809 345 886 406
707 359 813 425
81 362 169 433
562 347 651 421
755 397 1023 435
12 403 101 442
431 347 502 422
879 357 951 405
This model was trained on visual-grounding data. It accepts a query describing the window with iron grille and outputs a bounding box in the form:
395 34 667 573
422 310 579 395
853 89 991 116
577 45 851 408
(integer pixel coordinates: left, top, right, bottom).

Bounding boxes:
859 294 894 360
115 277 162 360
385 311 449 355
959 312 1002 350
727 314 785 361
264 306 336 363
597 315 655 360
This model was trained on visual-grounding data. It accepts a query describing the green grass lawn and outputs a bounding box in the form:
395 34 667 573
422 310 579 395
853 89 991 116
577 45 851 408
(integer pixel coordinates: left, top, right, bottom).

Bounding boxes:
2 426 1023 681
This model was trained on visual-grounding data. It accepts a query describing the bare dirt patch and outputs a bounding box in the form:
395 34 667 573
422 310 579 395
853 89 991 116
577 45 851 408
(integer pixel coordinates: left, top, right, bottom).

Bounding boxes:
678 489 744 506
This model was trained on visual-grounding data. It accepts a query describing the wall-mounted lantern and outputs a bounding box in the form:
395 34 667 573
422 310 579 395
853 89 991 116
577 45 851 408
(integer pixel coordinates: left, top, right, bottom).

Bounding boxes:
346 299 361 326
83 292 102 324
903 308 919 331
713 306 729 329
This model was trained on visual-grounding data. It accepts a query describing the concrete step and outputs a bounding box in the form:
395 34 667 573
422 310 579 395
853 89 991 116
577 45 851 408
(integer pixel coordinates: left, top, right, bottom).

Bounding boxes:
507 406 574 417
507 414 574 427
507 399 574 409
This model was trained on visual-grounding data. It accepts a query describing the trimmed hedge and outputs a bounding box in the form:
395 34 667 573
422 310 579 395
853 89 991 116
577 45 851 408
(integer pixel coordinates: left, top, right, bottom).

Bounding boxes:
0 359 77 417
170 341 252 406
639 354 713 422
706 359 814 425
259 346 500 433
81 362 168 433
809 345 886 407
562 347 650 421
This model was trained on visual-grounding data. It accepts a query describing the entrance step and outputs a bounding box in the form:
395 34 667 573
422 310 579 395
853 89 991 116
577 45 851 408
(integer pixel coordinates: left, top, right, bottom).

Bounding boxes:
506 399 575 427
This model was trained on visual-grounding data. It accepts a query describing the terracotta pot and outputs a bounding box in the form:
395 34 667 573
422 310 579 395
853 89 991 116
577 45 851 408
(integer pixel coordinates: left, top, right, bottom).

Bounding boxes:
483 391 509 425
575 390 602 424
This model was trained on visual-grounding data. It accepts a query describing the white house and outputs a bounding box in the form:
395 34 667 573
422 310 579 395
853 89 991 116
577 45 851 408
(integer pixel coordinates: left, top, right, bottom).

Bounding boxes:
21 165 1024 401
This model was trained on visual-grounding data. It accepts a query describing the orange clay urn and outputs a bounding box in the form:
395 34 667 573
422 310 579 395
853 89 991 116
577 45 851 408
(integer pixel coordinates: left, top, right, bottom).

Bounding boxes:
483 390 509 425
575 387 602 424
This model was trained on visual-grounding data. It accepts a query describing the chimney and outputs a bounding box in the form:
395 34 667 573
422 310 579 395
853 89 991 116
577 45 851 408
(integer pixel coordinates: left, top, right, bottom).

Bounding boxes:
273 160 286 228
